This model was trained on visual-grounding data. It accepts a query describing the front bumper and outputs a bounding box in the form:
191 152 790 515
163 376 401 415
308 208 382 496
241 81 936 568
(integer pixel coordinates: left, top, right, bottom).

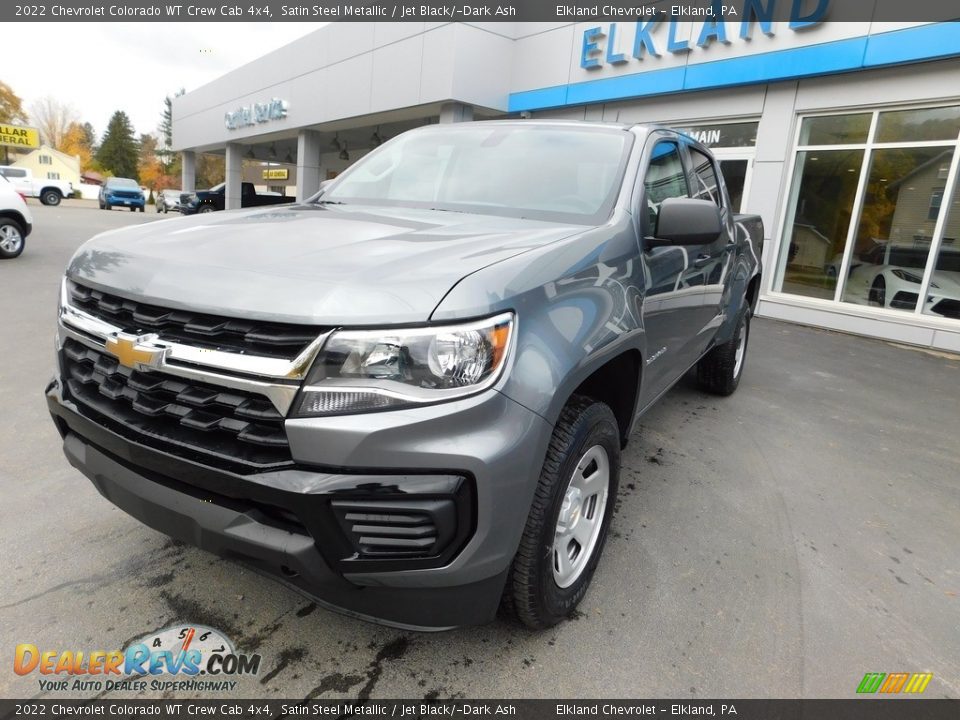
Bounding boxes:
46 376 552 629
105 194 144 207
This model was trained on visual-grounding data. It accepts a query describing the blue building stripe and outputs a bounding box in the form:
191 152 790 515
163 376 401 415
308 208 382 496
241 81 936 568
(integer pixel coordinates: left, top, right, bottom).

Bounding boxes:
507 23 960 113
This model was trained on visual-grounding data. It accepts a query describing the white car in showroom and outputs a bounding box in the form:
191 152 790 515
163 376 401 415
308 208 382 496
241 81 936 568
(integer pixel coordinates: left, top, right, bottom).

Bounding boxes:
844 241 960 318
0 174 33 259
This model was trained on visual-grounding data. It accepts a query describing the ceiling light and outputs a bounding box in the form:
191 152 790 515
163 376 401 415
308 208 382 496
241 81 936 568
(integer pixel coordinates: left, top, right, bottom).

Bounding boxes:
370 127 383 147
339 143 350 161
330 134 341 151
284 151 294 164
244 148 255 159
269 143 277 159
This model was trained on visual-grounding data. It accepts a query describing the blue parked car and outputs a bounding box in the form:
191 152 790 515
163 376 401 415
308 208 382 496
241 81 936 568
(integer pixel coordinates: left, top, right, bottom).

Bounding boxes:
99 177 145 212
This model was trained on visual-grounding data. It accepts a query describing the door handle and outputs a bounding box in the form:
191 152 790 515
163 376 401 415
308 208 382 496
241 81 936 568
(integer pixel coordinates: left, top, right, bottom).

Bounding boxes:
693 254 713 268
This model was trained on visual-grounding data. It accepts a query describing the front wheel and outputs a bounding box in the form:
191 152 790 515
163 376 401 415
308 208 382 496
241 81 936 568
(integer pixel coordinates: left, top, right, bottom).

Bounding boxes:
41 189 62 206
198 204 216 214
0 219 26 259
869 277 887 307
697 309 750 396
504 396 620 629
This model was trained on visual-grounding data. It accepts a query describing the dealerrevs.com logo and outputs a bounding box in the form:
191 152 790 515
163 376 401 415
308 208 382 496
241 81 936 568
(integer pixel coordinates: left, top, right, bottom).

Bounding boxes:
14 625 261 693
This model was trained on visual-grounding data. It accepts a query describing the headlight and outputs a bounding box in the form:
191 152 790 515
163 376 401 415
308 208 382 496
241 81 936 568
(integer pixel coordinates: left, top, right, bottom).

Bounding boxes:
891 268 923 284
293 312 514 417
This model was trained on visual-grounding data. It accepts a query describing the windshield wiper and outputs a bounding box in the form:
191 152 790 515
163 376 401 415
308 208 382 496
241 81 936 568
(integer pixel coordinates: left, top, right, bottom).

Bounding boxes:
314 199 348 205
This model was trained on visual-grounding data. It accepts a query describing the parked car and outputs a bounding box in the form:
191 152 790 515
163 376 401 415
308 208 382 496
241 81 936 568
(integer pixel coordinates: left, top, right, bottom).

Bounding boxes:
0 165 73 206
845 242 960 318
48 121 763 629
0 175 33 259
179 181 295 214
156 188 181 213
99 177 145 211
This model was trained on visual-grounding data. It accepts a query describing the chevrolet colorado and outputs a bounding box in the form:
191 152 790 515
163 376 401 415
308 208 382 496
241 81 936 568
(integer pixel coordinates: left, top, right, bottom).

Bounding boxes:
47 121 763 629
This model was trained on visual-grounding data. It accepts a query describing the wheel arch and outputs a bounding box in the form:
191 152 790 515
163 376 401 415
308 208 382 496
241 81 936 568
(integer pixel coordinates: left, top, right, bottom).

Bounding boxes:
0 210 27 230
556 348 643 448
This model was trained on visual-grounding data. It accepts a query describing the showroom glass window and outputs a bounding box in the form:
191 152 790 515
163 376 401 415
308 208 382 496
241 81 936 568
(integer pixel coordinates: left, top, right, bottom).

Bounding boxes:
775 105 960 322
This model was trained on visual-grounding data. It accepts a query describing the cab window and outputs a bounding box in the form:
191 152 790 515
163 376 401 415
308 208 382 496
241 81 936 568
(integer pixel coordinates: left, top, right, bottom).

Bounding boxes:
643 141 689 233
689 147 722 207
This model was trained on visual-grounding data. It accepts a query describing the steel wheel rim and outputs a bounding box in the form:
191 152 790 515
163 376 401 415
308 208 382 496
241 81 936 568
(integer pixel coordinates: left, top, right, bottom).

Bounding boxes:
733 317 748 378
553 444 610 589
0 224 23 253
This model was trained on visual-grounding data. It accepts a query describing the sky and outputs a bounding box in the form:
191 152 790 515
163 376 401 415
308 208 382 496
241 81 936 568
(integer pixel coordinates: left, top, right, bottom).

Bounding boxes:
4 23 327 142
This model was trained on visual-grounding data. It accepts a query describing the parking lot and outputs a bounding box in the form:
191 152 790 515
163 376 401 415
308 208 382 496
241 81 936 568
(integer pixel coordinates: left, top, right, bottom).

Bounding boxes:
1 201 958 699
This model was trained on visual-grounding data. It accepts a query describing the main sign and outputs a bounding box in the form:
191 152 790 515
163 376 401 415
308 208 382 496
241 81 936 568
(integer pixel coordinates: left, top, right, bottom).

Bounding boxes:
224 98 288 130
0 124 40 149
580 0 830 70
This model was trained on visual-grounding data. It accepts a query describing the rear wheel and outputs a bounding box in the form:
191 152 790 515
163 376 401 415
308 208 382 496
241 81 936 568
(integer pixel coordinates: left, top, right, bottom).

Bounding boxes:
697 308 750 396
0 219 26 259
504 396 620 629
40 189 62 206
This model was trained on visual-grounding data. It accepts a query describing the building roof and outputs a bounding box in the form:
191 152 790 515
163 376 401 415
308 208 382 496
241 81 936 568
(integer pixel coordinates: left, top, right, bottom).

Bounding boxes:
12 144 81 171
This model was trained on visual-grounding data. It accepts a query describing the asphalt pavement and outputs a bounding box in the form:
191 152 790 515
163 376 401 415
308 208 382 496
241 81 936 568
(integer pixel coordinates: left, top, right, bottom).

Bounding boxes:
1 201 958 699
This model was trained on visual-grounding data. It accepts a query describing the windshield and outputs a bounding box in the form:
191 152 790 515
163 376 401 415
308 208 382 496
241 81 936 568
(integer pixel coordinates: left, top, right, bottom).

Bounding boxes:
107 178 139 189
320 124 633 224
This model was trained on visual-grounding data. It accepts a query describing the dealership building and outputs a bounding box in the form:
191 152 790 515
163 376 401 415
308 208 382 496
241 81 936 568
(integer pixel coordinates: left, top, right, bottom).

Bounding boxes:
171 18 960 351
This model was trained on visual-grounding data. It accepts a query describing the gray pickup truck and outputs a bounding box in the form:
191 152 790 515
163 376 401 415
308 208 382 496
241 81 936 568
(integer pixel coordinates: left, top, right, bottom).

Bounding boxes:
46 121 763 630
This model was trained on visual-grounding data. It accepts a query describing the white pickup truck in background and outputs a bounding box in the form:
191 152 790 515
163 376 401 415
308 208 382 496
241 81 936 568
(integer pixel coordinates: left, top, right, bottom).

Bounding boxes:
0 166 73 206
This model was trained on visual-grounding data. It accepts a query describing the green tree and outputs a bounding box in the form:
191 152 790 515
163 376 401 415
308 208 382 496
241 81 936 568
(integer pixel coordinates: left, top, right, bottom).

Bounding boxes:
96 111 140 179
158 90 184 179
0 81 28 124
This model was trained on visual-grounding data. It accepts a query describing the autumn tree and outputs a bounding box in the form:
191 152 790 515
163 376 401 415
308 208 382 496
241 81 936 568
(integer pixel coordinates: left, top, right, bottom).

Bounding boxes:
61 122 96 171
0 82 28 124
138 132 177 194
196 153 225 189
96 111 140 179
29 96 78 149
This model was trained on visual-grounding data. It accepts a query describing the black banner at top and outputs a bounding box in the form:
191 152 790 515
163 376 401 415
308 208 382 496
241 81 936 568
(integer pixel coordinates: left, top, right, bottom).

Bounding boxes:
1 700 960 720
4 0 960 23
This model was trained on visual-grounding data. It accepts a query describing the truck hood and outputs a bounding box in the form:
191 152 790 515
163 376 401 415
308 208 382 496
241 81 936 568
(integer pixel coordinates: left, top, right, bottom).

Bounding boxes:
66 203 583 325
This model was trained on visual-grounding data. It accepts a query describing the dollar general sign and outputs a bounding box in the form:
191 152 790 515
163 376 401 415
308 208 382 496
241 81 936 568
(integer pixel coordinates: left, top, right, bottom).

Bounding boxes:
0 124 40 149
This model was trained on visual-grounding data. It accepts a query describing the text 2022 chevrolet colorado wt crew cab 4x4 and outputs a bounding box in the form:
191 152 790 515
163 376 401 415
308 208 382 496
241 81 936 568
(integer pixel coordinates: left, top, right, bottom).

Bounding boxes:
46 121 763 629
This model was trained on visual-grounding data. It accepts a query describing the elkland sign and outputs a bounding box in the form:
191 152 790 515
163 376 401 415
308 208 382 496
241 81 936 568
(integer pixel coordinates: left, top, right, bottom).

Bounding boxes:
224 98 288 130
579 0 830 70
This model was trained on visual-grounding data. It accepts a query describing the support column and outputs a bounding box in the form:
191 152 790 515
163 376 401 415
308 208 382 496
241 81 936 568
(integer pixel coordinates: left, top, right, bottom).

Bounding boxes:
439 102 474 124
181 150 196 193
296 130 322 202
225 143 243 210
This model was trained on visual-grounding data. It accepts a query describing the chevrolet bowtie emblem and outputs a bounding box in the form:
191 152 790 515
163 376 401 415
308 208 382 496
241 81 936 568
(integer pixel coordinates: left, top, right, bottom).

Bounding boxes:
104 333 168 370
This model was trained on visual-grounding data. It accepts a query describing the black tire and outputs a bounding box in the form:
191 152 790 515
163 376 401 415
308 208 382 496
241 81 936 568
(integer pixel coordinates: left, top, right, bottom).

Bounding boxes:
504 395 620 629
697 309 750 396
129 206 136 212
99 201 104 210
198 204 215 214
40 189 62 206
139 206 145 212
0 218 26 259
104 203 112 211
869 277 886 307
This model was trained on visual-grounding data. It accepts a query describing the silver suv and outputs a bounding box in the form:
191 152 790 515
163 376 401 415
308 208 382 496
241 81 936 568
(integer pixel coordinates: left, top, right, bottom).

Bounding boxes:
47 121 762 629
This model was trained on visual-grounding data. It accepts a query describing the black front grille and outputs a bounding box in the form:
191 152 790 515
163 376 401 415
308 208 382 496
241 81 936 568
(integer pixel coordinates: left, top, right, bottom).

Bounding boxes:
331 499 457 559
67 280 324 359
61 338 292 472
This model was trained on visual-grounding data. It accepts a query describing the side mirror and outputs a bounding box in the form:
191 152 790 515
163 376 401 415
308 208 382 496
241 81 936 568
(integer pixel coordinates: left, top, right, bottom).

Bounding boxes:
652 197 722 246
